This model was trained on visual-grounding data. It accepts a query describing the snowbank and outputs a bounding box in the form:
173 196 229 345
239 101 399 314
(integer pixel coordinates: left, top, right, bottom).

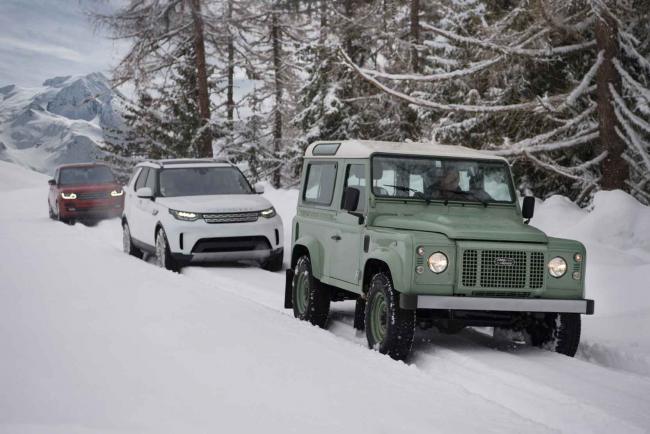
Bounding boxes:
531 191 650 376
1 161 650 433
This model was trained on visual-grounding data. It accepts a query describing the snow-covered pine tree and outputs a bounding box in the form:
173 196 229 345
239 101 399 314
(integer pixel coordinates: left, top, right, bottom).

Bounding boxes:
94 0 214 157
341 0 650 204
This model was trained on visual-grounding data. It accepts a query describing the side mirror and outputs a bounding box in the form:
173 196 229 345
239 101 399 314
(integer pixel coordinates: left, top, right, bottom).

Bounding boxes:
254 183 265 194
136 187 154 199
48 179 56 186
342 187 360 212
522 196 535 223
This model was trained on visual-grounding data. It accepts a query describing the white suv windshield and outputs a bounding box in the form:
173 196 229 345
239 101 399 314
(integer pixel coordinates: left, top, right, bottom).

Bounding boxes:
372 155 514 204
159 167 252 197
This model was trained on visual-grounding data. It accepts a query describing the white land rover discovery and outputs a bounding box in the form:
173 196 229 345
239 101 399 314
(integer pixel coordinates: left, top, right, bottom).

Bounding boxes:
121 159 284 271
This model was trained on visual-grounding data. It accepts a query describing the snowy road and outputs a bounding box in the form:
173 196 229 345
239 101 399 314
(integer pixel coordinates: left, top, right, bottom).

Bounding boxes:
1 161 650 433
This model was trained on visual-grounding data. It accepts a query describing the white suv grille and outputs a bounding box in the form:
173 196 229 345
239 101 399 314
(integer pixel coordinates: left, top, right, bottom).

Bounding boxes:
202 212 259 224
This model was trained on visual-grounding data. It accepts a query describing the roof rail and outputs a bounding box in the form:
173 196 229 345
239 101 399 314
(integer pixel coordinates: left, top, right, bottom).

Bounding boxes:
141 158 232 167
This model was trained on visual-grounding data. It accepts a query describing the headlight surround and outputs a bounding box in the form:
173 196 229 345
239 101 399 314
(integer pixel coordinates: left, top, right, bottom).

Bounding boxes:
169 209 200 221
427 252 448 273
110 189 124 197
548 256 568 278
259 207 276 218
60 192 77 200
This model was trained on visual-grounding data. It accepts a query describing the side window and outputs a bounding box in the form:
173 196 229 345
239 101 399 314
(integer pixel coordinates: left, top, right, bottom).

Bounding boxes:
303 162 337 206
128 168 142 189
343 164 367 213
134 167 149 191
145 168 157 192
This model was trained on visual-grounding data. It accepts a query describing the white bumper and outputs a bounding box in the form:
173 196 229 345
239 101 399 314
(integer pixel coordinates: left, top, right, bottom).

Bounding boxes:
164 214 284 261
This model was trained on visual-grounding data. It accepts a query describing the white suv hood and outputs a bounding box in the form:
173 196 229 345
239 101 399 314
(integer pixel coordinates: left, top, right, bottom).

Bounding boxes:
156 194 273 214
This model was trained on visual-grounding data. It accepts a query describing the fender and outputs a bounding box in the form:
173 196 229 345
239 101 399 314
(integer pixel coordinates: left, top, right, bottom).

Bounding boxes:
364 247 408 293
292 235 325 280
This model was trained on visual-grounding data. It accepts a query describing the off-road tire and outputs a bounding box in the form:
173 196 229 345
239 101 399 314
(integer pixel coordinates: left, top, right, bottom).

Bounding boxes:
48 201 56 220
365 272 415 361
155 228 180 272
527 312 581 357
291 255 329 328
122 221 143 259
261 250 283 272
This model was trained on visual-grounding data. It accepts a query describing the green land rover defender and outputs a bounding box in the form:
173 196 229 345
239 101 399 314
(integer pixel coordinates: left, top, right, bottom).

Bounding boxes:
285 140 594 360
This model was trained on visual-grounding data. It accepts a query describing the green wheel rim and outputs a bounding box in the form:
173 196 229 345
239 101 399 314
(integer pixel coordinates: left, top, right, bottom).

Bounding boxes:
370 292 388 344
294 269 310 315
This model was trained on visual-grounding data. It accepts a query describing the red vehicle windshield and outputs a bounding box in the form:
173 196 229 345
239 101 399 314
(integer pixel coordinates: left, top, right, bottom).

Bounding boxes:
59 166 115 186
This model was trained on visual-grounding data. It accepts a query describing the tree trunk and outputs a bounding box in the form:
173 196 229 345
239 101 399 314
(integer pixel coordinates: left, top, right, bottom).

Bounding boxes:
343 0 353 57
595 10 627 190
189 0 212 157
226 0 235 127
410 0 420 72
271 10 283 188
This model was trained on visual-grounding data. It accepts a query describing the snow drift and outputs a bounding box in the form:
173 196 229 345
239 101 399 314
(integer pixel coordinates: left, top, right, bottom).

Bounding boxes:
1 160 650 433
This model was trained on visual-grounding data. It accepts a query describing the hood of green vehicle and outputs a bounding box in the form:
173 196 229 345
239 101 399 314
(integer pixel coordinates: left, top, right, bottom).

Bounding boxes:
372 206 548 243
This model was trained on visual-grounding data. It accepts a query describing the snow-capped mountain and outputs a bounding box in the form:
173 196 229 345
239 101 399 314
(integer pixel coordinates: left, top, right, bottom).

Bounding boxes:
0 73 124 174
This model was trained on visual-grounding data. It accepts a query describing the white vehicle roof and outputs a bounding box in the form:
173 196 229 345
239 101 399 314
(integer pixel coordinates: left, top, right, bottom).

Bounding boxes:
305 140 507 162
137 158 234 169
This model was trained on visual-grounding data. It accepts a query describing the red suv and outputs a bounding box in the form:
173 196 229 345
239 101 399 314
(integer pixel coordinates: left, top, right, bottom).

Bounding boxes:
48 163 124 223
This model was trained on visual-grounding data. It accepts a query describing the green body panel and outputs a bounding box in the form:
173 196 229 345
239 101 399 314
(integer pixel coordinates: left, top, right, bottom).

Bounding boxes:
291 155 587 304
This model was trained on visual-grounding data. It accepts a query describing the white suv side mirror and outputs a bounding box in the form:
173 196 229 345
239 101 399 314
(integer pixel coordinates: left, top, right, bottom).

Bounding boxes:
254 183 265 194
136 187 154 198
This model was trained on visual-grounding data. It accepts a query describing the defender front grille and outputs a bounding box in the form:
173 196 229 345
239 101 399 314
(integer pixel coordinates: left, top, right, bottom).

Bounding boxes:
77 191 110 200
461 249 545 290
202 212 259 224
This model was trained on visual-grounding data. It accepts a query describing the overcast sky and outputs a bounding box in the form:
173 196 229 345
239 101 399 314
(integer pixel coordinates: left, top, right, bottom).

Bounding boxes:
0 0 126 88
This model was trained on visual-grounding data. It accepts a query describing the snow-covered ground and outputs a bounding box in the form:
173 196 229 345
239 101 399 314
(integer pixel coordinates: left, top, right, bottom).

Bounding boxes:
1 160 650 433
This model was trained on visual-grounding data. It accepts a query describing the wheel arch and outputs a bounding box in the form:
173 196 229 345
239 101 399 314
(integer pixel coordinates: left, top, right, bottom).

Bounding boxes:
362 250 406 293
291 235 324 280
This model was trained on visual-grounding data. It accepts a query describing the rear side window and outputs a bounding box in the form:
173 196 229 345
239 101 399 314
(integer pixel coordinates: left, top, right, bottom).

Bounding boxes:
343 164 367 213
128 168 142 188
145 169 157 191
303 162 337 206
134 168 149 191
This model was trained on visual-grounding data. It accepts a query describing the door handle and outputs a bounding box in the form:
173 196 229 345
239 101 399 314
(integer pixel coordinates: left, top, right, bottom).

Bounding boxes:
331 235 341 241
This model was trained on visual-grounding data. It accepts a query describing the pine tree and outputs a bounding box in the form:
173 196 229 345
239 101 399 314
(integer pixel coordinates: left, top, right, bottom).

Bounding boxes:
341 0 650 204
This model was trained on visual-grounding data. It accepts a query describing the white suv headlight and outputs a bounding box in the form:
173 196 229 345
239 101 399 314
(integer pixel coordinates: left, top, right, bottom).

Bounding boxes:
548 256 567 278
169 209 200 221
428 252 448 273
259 207 276 218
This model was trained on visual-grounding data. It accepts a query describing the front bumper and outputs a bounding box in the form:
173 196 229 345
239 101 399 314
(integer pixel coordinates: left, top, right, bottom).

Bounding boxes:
167 215 284 262
400 295 594 315
60 199 124 219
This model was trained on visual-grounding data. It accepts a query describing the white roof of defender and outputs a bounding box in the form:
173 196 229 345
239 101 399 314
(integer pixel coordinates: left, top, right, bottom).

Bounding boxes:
305 140 508 162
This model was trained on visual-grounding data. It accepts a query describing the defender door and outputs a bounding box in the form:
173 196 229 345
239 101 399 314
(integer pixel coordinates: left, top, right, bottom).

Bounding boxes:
330 162 368 285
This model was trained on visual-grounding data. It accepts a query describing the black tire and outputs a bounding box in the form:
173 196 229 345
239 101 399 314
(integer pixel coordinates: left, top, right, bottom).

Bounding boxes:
527 312 581 357
291 255 330 328
365 272 415 361
155 228 180 272
261 250 284 272
122 221 143 259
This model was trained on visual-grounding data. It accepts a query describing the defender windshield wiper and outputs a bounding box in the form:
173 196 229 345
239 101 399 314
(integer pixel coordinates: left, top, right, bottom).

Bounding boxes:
384 185 431 204
438 189 488 207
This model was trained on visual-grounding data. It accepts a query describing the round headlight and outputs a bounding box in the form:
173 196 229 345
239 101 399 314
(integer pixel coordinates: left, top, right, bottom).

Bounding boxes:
548 256 567 278
428 252 448 273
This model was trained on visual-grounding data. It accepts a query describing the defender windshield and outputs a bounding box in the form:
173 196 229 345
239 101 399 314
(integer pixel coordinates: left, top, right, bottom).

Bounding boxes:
372 155 515 204
159 167 252 197
59 166 115 186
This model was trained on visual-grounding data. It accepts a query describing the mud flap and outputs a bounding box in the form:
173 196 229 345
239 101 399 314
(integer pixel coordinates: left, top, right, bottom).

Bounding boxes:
284 269 294 309
353 297 366 330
